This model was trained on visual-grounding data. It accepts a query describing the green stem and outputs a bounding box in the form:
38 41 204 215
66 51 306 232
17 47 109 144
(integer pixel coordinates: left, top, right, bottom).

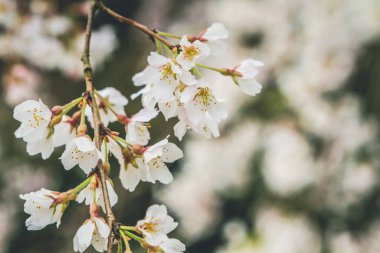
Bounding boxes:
80 101 87 125
117 241 122 253
72 175 94 195
119 230 132 252
94 90 118 117
196 63 225 74
192 67 202 78
120 228 143 243
103 140 109 163
157 31 182 39
155 38 163 55
120 225 137 231
62 97 83 115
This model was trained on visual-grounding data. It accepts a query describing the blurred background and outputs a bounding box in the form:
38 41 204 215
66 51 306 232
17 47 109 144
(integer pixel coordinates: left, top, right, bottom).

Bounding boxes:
1 0 380 252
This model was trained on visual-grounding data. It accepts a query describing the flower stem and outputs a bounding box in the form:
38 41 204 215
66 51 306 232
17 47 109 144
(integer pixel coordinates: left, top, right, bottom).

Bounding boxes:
120 228 143 243
80 100 87 126
196 63 225 74
119 230 132 252
71 175 94 195
94 90 118 117
157 31 182 39
62 97 83 115
192 67 202 78
120 225 137 231
81 2 116 252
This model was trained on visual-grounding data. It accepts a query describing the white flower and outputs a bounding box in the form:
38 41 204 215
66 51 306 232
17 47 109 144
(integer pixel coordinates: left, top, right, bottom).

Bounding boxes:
158 238 186 253
234 59 264 96
176 36 210 70
26 136 55 160
14 99 51 142
52 115 76 147
73 217 110 253
19 188 64 230
134 52 196 102
119 157 146 192
180 80 227 126
143 137 183 184
137 204 178 246
76 178 118 212
201 23 229 41
86 87 128 126
126 108 158 145
199 23 229 56
60 136 101 174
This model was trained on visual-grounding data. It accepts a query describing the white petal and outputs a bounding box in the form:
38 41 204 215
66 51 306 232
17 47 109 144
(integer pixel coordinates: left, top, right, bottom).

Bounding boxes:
176 53 196 71
133 108 158 122
160 238 186 253
74 137 96 153
93 217 110 238
179 71 197 86
148 158 173 184
148 52 169 66
161 143 183 163
173 120 188 141
236 59 264 79
202 22 229 41
158 99 178 121
75 221 95 252
238 78 262 96
119 162 142 192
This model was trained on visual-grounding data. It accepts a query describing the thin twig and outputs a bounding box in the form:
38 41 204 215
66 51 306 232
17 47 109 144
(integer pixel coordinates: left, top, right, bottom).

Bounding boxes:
81 2 116 253
97 1 175 49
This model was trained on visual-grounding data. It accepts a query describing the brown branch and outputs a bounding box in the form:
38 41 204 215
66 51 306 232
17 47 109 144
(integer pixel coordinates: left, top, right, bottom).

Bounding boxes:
81 2 116 253
97 1 175 49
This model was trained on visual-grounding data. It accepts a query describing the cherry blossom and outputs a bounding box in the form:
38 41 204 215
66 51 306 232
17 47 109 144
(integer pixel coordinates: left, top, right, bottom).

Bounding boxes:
158 238 186 253
76 177 118 212
201 23 229 42
232 59 264 96
180 80 227 132
125 108 159 145
73 217 110 252
60 136 102 174
86 87 128 126
14 99 51 143
19 188 65 230
137 204 178 246
176 36 210 70
143 137 183 184
198 23 229 56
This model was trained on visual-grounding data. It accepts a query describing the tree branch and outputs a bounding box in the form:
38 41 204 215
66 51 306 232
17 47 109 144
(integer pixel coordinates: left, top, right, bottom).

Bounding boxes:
97 1 175 49
81 2 115 253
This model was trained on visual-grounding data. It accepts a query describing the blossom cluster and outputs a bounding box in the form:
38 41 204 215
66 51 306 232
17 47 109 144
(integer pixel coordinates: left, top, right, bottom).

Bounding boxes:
15 17 263 253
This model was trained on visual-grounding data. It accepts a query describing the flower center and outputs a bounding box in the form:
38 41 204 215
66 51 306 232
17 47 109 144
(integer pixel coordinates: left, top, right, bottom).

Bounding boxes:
28 108 45 128
183 45 199 61
141 222 158 233
159 63 175 80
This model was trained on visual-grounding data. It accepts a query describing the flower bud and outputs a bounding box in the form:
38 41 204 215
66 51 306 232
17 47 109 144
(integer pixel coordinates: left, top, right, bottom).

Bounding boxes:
132 144 146 155
117 114 130 125
90 203 101 218
51 105 63 115
102 162 111 176
49 114 63 128
77 123 88 135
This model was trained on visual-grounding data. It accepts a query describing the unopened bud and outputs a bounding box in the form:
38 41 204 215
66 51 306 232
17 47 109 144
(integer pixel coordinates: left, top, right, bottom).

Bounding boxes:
77 123 88 135
102 162 111 176
51 106 63 115
49 114 63 128
132 144 147 155
117 114 130 124
90 203 101 217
